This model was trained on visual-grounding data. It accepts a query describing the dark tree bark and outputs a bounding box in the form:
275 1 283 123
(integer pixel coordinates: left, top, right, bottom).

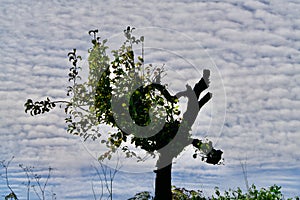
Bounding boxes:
154 163 172 200
153 70 214 200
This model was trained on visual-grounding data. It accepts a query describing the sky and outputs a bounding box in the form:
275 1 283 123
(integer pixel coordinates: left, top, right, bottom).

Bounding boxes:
0 0 300 199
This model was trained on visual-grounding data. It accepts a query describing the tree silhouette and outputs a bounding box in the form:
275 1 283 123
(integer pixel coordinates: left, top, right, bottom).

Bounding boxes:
25 27 223 200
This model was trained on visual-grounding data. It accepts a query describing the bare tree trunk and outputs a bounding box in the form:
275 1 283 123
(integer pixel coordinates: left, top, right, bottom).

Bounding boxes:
153 70 212 200
154 162 172 200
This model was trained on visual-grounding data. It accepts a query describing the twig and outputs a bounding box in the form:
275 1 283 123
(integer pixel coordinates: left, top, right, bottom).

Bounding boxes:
0 157 19 200
30 166 53 200
240 159 250 193
92 155 122 200
91 181 98 200
19 164 31 200
93 165 104 200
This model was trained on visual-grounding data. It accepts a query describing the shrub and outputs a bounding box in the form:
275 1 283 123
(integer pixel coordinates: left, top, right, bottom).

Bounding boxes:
128 184 299 200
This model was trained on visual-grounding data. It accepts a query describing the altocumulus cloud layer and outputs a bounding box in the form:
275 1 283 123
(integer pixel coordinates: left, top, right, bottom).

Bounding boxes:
0 0 299 199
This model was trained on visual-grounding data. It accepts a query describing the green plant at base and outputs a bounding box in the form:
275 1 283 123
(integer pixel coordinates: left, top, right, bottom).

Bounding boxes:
128 184 299 200
172 186 206 200
128 191 153 200
212 184 298 200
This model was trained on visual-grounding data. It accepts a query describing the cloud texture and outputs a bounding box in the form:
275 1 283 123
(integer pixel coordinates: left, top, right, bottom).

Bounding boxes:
0 0 299 199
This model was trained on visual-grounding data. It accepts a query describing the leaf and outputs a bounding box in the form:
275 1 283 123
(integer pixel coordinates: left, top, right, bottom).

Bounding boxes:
69 56 75 61
140 36 144 42
67 52 75 57
5 192 18 200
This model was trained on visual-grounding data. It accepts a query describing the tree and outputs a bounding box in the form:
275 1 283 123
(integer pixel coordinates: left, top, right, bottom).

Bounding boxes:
25 27 223 200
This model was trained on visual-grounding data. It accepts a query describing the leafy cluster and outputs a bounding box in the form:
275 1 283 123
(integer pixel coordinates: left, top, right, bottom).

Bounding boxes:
24 27 222 164
24 27 181 160
67 48 82 95
128 185 300 200
24 98 56 116
212 184 299 200
128 191 153 200
172 186 206 200
90 27 188 160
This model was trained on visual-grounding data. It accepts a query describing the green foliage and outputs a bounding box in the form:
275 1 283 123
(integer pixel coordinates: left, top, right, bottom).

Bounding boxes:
212 184 297 200
129 185 299 200
172 186 206 200
128 191 153 200
24 98 56 116
24 26 182 161
289 197 300 200
5 192 18 200
84 27 182 160
24 27 222 165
